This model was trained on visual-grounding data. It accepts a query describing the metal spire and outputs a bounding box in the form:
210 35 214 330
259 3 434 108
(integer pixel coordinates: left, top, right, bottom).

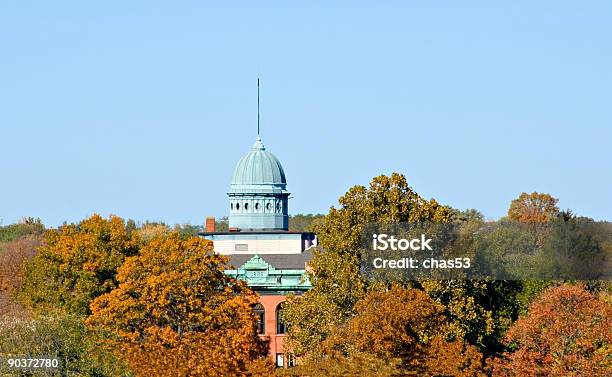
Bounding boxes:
257 78 260 136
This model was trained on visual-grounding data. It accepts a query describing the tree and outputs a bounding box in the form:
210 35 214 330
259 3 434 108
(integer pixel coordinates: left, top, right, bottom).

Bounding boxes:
314 173 453 254
280 351 401 377
19 214 139 315
0 217 45 244
283 173 522 360
283 173 454 357
288 214 325 232
491 284 612 376
137 222 171 241
419 280 523 357
0 235 43 294
0 313 131 376
293 286 484 376
283 249 366 357
87 233 271 376
508 192 559 223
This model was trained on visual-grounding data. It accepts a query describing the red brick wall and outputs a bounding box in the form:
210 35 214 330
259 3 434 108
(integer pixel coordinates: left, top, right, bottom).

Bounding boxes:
258 295 287 365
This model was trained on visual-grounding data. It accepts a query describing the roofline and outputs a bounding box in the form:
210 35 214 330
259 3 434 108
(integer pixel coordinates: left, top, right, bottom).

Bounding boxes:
199 230 315 236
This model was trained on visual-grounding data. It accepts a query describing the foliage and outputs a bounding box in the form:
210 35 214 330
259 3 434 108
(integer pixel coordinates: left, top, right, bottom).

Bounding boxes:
283 173 517 361
508 192 559 223
451 208 485 224
283 249 366 357
87 233 271 376
280 351 401 377
0 217 45 244
295 286 484 376
19 214 139 315
0 312 132 376
216 217 230 232
491 284 611 376
288 214 325 232
420 280 522 357
314 172 453 254
137 222 171 241
0 235 43 293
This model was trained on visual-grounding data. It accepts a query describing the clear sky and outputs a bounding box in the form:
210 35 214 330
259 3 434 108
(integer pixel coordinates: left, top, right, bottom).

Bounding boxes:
1 1 610 227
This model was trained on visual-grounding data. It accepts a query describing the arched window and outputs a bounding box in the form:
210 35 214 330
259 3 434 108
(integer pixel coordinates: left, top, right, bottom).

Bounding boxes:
276 302 288 334
244 202 249 210
253 303 265 334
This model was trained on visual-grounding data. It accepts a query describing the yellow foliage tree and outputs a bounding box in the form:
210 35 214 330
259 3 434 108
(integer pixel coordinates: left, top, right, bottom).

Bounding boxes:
87 233 272 376
19 214 139 315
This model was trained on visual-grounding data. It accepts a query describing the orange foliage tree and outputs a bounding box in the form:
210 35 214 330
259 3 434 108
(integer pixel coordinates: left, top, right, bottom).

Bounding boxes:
508 192 559 223
19 214 139 314
492 284 611 376
293 285 484 376
87 233 272 376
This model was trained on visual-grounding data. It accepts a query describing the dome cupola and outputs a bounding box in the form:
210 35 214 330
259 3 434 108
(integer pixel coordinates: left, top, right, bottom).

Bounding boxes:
228 136 289 231
230 137 287 193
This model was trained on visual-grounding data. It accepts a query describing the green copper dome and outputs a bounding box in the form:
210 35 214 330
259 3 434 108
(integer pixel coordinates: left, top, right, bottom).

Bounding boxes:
230 137 287 194
228 136 290 231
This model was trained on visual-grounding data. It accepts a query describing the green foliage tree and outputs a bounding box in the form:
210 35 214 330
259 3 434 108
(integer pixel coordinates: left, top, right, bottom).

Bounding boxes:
288 214 325 232
0 217 45 244
284 249 366 357
0 313 132 376
284 173 462 357
284 173 528 361
216 216 229 232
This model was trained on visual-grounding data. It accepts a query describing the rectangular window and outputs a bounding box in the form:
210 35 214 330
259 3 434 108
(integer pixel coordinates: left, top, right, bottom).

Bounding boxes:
234 243 248 251
276 353 284 368
287 354 297 367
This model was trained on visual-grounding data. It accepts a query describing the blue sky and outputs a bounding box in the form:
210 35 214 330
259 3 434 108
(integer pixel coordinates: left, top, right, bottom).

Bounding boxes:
1 1 610 227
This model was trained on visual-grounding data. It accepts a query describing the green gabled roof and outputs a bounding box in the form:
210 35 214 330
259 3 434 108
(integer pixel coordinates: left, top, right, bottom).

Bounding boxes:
225 253 312 291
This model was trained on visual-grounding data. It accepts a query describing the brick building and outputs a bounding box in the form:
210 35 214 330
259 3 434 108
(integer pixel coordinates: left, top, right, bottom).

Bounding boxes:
201 136 315 368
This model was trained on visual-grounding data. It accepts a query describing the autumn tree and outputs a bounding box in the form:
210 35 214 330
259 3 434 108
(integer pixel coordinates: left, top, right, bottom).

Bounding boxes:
87 233 272 376
291 286 484 376
492 284 612 376
19 214 139 315
284 173 521 359
283 249 366 357
283 173 455 356
508 192 559 223
0 235 43 294
137 221 171 241
314 173 453 254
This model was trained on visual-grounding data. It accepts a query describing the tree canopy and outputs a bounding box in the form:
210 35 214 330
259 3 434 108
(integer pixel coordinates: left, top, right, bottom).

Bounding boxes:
19 214 139 315
492 284 611 376
87 233 272 376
